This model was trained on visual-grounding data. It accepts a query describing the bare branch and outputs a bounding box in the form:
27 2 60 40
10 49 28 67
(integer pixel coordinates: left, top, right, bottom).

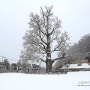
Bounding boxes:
38 32 47 45
39 43 46 50
31 13 47 36
41 7 47 29
50 18 61 35
51 49 61 53
52 57 65 62
40 58 46 63
51 54 65 64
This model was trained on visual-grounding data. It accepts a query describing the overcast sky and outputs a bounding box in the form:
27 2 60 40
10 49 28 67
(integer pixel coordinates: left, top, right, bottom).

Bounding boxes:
0 0 90 62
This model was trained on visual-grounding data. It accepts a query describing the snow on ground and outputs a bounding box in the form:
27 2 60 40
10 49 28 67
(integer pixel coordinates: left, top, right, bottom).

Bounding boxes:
0 71 90 90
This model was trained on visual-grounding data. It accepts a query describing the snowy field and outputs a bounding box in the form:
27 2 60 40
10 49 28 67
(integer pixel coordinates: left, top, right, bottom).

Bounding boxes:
0 71 90 90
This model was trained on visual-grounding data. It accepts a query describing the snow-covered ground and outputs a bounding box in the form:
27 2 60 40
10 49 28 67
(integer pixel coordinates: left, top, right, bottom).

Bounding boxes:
0 71 90 90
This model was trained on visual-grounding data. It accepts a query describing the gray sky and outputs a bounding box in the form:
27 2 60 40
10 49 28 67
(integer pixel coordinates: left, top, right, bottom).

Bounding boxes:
0 0 90 63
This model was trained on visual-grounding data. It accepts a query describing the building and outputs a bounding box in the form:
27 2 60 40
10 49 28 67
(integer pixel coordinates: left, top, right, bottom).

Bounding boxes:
85 52 90 63
0 62 7 72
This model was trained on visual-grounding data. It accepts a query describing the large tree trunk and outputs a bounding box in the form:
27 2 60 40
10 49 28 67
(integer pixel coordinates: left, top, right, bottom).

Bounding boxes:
46 58 52 73
46 47 52 73
46 33 52 73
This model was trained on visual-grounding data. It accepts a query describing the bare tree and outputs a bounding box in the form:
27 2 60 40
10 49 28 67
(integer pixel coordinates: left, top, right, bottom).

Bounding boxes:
3 59 10 70
22 6 69 73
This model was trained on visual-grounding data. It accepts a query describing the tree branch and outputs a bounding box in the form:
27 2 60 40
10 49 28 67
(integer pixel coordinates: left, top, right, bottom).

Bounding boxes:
38 33 47 45
39 43 46 51
51 49 61 53
40 58 46 63
51 44 63 53
50 18 61 35
30 13 47 36
51 53 65 64
41 7 47 30
52 56 65 64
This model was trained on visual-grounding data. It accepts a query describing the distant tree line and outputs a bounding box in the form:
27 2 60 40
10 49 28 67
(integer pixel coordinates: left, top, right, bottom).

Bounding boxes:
0 59 18 72
0 59 41 73
68 33 90 60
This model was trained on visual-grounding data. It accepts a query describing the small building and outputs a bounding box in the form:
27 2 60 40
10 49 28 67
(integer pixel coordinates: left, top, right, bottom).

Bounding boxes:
0 62 7 72
85 52 90 63
88 58 90 62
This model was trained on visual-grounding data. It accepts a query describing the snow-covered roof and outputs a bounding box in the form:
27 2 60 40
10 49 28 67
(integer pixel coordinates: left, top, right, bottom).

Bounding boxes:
62 63 90 69
69 63 90 69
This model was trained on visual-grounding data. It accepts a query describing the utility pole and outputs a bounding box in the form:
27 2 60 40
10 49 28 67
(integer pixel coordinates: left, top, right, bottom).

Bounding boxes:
2 56 5 62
